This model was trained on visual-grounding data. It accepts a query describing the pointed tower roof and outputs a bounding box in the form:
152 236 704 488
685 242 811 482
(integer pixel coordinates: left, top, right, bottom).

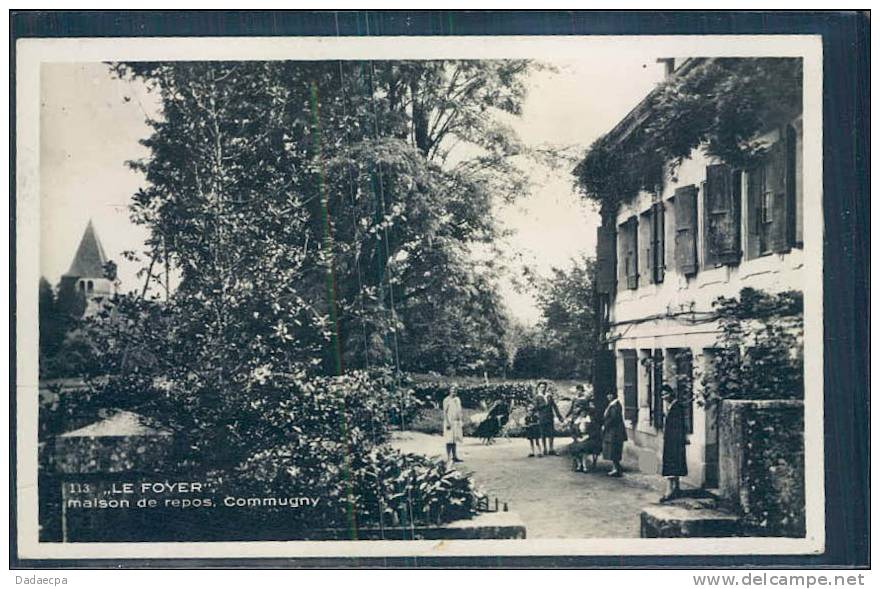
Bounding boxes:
64 220 109 278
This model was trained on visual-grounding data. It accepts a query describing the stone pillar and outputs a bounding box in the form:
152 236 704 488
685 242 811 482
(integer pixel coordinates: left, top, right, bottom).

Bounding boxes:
718 399 805 537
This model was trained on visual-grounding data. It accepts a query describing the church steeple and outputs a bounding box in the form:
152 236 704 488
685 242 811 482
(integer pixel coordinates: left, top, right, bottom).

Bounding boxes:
60 220 115 316
64 219 108 279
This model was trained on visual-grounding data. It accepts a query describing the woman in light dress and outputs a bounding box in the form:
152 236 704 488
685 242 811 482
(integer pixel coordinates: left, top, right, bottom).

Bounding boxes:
442 386 464 464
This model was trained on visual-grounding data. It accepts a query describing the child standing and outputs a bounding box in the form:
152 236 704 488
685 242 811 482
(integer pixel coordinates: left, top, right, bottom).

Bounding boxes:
524 401 541 457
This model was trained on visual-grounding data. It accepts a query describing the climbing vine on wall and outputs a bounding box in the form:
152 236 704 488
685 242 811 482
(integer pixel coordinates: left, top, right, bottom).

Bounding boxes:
573 58 803 216
701 287 804 408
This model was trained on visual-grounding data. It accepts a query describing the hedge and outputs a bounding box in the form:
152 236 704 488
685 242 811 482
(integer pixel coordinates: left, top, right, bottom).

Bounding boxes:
408 379 536 409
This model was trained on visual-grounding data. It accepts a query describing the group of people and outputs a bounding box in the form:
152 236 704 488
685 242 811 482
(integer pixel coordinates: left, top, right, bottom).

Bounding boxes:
525 382 627 477
441 380 689 501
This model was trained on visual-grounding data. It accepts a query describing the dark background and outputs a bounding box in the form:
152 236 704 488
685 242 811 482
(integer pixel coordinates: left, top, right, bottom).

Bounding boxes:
10 9 870 569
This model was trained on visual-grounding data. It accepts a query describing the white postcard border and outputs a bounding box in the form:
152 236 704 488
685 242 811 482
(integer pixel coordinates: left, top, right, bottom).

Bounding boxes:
15 33 824 560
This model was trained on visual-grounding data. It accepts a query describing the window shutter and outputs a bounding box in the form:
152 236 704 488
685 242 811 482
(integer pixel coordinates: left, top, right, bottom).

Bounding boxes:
675 350 694 434
785 125 800 247
654 202 665 283
768 141 790 253
651 349 665 429
596 224 616 295
747 167 763 238
705 164 742 267
593 349 616 400
617 225 628 290
725 170 743 264
745 166 764 258
625 217 639 290
674 185 698 276
623 353 638 423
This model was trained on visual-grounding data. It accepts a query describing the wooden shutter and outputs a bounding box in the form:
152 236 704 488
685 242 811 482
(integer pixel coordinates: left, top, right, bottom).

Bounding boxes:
651 349 665 429
596 224 617 295
652 202 665 283
786 125 801 247
704 164 741 267
623 352 638 423
767 140 790 253
674 185 698 276
746 166 764 257
726 170 743 264
674 350 694 434
592 348 616 400
617 224 628 290
624 217 639 290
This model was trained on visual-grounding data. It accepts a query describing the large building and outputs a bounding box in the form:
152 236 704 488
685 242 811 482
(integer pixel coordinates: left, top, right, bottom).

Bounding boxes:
591 58 804 488
59 220 116 316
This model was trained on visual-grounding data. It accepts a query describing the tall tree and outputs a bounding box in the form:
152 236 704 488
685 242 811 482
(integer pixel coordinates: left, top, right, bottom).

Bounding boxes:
512 255 597 379
115 60 534 376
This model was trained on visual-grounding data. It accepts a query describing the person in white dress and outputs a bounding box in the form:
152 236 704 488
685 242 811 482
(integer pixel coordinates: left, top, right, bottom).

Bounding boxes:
442 386 464 464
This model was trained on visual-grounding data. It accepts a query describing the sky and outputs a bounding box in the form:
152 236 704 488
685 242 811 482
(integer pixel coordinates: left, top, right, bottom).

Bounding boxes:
40 58 665 323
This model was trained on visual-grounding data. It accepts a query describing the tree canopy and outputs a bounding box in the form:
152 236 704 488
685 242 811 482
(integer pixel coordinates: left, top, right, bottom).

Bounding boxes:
112 59 536 378
511 255 597 380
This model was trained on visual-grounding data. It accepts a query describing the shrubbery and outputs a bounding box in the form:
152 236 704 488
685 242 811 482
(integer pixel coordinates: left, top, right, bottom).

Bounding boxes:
701 288 804 406
58 366 480 533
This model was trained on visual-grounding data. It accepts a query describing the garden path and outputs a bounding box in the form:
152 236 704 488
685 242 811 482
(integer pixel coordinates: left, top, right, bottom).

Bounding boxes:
390 431 665 539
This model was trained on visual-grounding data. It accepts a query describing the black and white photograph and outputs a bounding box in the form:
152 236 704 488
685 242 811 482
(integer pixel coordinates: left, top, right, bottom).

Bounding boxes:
13 26 836 563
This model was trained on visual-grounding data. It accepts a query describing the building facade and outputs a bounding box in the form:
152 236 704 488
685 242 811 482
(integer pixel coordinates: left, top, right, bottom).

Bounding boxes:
593 60 804 488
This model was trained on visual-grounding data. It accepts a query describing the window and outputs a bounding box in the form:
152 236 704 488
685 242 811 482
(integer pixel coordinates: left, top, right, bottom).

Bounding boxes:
87 280 94 293
747 128 800 258
703 164 742 267
639 210 651 285
618 217 638 290
761 190 773 224
622 351 638 423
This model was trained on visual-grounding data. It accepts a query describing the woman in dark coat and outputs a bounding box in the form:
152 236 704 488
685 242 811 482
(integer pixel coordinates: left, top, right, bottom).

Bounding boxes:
602 391 627 477
660 384 689 501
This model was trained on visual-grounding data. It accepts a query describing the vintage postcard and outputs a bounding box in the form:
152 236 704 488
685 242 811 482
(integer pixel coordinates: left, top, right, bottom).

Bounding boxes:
14 33 824 560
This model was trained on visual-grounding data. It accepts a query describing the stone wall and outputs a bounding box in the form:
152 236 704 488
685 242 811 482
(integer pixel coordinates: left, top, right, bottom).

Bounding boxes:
718 399 805 537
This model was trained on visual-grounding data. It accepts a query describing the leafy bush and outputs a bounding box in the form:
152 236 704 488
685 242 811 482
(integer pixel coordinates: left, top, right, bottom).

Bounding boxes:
701 288 804 407
181 447 483 536
737 403 805 537
66 362 475 532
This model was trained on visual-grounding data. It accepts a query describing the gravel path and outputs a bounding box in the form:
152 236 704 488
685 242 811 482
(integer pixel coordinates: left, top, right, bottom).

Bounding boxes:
391 431 665 539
